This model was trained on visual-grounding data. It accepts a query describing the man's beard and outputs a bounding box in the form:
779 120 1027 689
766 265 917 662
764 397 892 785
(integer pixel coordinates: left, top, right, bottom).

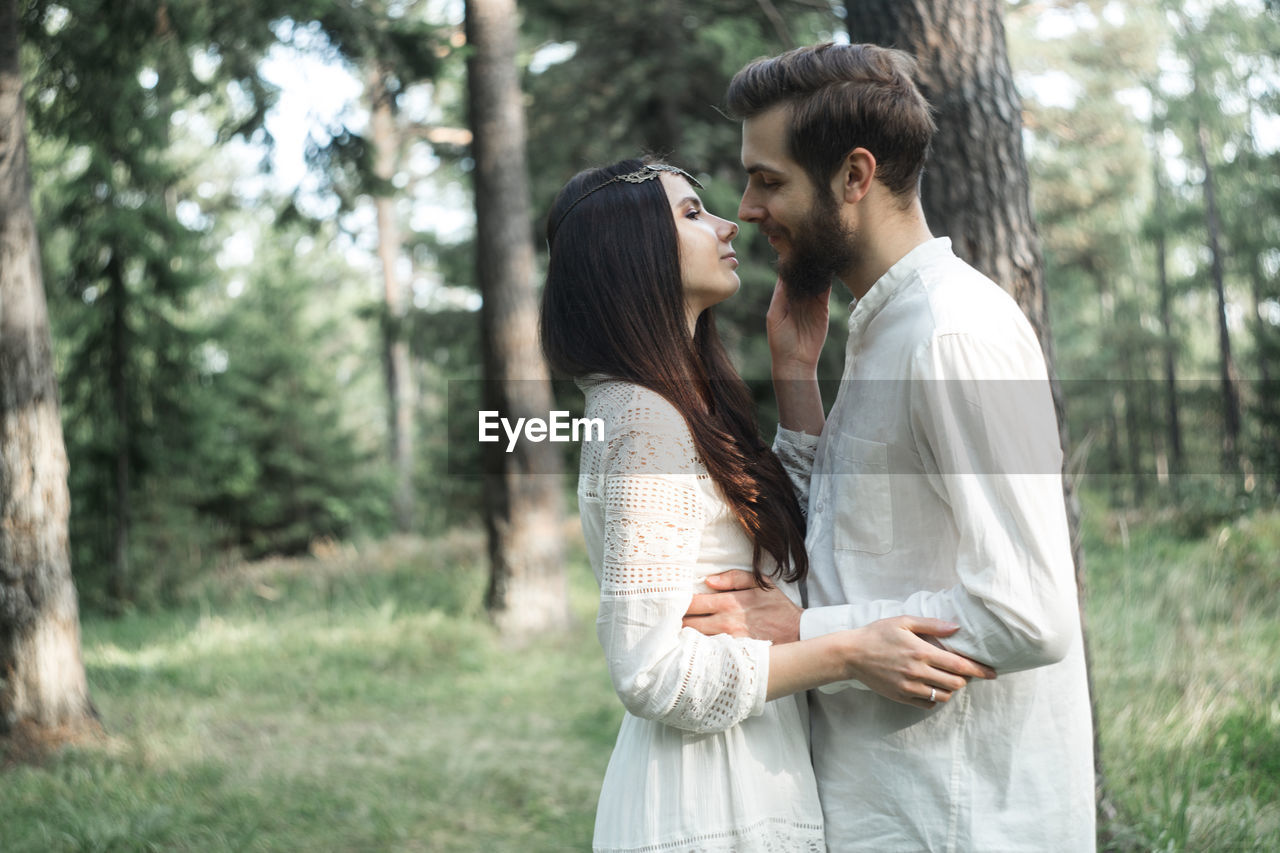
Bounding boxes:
775 192 858 299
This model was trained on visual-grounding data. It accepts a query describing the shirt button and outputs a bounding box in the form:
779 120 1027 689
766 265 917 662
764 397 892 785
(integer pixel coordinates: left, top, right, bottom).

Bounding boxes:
816 501 826 513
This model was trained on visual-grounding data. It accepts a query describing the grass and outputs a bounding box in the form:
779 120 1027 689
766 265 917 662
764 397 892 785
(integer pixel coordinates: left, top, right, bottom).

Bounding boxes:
1081 491 1280 852
1 530 618 852
2 496 1278 851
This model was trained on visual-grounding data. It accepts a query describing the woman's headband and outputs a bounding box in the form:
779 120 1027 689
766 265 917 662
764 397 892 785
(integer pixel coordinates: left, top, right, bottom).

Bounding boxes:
550 164 704 241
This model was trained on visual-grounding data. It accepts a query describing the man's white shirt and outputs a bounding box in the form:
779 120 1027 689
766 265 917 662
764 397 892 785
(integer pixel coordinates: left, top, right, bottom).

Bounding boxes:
775 238 1096 852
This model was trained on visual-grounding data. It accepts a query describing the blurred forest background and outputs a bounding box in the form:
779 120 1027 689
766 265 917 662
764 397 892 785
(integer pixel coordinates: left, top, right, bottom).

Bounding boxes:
2 0 1279 850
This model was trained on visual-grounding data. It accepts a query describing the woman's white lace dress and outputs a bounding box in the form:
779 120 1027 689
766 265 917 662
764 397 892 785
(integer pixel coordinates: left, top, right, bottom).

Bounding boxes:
578 379 825 853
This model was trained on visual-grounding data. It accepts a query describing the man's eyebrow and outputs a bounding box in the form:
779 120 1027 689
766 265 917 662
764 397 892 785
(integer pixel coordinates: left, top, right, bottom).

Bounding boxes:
745 163 782 176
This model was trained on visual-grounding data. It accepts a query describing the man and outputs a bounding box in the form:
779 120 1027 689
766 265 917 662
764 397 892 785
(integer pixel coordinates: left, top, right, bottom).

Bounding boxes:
684 43 1096 851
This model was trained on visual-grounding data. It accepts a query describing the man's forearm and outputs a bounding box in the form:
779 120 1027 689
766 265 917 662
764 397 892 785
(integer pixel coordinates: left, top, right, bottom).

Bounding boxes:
773 364 825 436
802 581 1074 676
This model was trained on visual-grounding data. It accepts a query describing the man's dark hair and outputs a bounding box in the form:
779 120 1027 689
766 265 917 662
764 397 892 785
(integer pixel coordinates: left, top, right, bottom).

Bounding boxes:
726 42 936 198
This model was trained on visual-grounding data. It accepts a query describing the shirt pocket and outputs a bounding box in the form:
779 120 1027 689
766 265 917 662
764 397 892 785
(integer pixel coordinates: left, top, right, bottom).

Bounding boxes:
829 433 893 555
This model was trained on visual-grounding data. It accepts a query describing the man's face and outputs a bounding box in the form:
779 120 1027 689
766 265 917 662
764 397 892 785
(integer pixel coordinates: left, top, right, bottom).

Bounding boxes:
739 105 858 298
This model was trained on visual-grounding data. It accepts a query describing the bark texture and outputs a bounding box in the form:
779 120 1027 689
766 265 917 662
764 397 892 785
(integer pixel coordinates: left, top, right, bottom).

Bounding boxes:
466 0 570 638
0 0 96 739
847 1 1047 328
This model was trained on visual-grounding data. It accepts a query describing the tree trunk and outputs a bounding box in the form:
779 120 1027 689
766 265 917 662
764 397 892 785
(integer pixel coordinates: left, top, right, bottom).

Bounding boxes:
369 64 416 533
1249 251 1277 497
465 0 570 638
1194 119 1245 484
0 0 97 743
844 0 1108 829
1123 371 1146 504
1093 272 1125 505
1243 83 1277 497
1113 295 1145 506
1153 147 1184 490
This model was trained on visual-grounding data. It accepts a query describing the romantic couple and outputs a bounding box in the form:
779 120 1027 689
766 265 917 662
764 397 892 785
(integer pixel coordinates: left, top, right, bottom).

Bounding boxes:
539 43 1095 852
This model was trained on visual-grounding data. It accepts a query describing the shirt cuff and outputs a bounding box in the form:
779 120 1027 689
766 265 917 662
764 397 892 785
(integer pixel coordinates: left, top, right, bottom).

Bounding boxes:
774 424 820 455
800 605 870 694
748 637 772 716
799 604 850 640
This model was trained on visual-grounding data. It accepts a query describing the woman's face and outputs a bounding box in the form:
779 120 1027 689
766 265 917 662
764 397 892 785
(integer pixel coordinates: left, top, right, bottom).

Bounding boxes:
660 172 740 332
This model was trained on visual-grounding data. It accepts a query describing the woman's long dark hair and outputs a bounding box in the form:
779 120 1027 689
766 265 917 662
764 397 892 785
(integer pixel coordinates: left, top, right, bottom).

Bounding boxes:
540 158 808 586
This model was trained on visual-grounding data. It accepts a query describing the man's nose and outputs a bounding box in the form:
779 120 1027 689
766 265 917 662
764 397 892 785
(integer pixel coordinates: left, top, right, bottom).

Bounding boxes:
738 190 764 224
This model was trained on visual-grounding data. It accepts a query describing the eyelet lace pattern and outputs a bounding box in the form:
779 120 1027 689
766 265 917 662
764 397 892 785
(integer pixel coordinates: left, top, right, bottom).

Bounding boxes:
580 380 766 734
578 379 825 853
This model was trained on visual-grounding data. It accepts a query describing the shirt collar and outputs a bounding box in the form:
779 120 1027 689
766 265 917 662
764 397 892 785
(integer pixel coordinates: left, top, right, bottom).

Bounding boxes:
846 237 953 339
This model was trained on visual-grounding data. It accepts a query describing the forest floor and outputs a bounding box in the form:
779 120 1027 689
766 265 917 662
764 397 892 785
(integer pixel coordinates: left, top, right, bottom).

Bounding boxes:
1 491 1277 851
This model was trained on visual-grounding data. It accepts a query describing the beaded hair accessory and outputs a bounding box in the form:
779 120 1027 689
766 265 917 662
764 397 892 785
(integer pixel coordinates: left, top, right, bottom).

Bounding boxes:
550 164 704 239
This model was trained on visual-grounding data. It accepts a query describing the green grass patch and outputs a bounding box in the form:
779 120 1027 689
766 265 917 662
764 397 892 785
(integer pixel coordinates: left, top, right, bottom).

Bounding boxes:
2 530 619 852
3 500 1278 850
1082 493 1280 851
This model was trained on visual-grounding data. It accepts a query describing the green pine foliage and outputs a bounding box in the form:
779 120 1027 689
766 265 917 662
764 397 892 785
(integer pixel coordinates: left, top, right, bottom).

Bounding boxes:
25 9 220 604
21 0 288 605
196 226 391 558
1012 0 1280 509
17 0 1274 606
412 303 486 533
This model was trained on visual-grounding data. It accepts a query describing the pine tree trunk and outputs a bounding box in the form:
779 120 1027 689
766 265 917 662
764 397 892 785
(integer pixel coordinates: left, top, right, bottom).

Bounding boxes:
1194 120 1245 483
845 0 1108 829
369 64 416 533
1108 281 1145 505
1249 254 1277 496
465 0 570 638
1244 86 1277 497
1094 274 1125 505
0 0 97 743
1123 370 1145 504
1153 150 1184 489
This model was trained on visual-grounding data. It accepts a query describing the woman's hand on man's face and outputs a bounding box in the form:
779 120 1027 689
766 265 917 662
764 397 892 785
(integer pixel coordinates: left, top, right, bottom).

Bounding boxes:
767 277 830 375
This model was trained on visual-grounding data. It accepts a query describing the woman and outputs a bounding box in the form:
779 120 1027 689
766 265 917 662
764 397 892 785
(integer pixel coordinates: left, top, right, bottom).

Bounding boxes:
540 159 983 852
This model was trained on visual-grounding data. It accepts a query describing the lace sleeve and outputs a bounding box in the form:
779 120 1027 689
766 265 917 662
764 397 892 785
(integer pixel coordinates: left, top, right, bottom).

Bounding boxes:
597 399 772 734
773 425 819 520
